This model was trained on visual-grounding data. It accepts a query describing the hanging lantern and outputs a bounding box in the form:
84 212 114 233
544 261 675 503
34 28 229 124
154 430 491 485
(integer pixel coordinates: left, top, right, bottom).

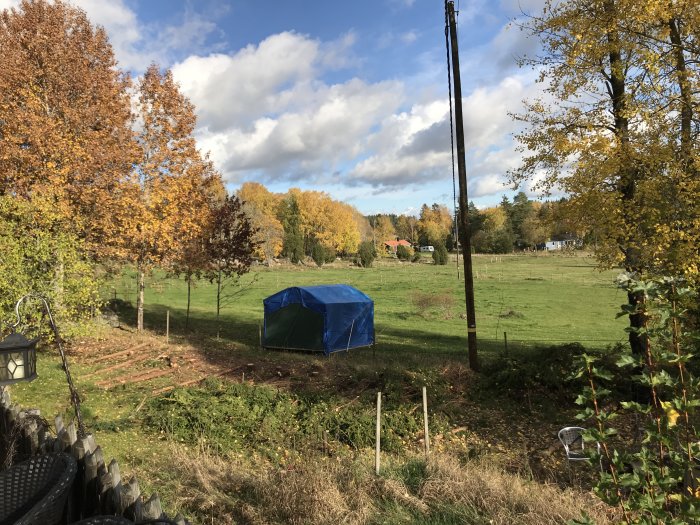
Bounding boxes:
0 332 38 386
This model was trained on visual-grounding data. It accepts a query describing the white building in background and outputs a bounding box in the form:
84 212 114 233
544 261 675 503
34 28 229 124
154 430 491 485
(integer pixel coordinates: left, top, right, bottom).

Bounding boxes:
544 239 583 251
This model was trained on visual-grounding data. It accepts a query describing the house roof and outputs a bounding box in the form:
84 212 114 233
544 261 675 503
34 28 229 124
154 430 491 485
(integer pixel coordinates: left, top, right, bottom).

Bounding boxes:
384 240 412 248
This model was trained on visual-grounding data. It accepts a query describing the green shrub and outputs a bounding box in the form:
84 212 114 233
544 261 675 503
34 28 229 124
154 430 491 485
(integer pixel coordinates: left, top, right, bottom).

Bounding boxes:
357 241 376 268
574 276 700 524
432 244 448 265
144 379 450 457
311 243 335 267
396 244 412 260
411 252 422 263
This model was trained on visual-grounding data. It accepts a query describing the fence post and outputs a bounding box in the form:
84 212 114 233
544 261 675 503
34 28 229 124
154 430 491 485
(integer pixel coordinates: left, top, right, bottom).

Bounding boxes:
504 331 508 356
166 310 170 344
375 391 382 475
422 387 430 456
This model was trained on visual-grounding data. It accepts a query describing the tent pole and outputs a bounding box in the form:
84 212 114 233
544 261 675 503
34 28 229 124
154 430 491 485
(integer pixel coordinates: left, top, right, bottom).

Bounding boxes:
346 320 355 352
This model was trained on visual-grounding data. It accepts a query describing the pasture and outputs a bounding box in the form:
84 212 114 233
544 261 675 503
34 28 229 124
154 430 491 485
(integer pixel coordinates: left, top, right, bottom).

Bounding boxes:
108 252 628 356
8 253 627 524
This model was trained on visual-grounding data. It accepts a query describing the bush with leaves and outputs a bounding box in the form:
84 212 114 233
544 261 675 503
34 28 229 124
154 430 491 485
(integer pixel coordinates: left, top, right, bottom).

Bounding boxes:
572 275 700 525
396 244 412 260
311 243 335 267
0 196 100 335
432 244 448 265
357 241 376 268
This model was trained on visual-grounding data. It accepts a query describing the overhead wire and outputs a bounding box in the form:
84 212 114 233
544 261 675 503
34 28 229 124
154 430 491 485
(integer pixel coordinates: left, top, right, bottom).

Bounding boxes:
444 2 460 280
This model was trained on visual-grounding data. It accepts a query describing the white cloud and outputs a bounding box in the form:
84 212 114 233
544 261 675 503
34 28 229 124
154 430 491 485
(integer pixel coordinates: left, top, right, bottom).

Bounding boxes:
172 32 405 184
173 32 322 132
400 31 419 44
348 72 542 197
172 21 545 202
0 0 19 10
470 174 506 197
65 0 222 71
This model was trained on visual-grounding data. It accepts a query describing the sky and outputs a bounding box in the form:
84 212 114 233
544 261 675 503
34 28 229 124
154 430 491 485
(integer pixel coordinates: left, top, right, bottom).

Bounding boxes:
1 0 550 215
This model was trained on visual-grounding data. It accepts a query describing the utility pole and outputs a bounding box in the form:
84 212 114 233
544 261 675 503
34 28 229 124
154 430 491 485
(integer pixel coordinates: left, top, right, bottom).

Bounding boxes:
446 0 478 370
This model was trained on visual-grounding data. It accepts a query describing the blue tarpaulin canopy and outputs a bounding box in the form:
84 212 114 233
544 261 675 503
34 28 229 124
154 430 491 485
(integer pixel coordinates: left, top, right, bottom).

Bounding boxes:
263 285 374 354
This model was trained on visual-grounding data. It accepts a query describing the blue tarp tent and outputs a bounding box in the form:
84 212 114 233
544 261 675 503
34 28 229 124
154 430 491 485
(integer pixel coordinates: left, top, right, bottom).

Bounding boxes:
263 284 374 354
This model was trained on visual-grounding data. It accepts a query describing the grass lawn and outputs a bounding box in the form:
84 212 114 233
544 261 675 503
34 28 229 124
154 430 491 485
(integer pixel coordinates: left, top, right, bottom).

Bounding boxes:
107 252 628 356
5 252 626 524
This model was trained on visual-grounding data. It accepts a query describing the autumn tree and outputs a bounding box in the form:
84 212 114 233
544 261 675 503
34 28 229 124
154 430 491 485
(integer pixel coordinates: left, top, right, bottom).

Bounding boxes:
472 206 514 254
353 209 373 242
0 0 134 320
128 64 218 331
396 215 419 244
237 182 284 261
168 173 228 330
204 194 258 338
512 0 700 353
418 204 453 247
370 215 396 254
293 190 360 256
0 0 135 258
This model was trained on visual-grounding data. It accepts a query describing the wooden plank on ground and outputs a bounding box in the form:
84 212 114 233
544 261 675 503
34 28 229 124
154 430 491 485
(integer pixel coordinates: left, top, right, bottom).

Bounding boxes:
151 367 241 395
89 342 151 364
82 350 166 380
97 368 174 389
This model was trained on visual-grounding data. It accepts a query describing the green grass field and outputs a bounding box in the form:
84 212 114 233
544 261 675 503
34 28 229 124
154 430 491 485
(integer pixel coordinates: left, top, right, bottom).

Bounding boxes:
108 252 628 356
7 252 627 524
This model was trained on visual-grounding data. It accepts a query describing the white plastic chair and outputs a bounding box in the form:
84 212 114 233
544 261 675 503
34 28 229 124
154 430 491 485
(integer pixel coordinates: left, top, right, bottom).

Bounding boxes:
558 426 599 461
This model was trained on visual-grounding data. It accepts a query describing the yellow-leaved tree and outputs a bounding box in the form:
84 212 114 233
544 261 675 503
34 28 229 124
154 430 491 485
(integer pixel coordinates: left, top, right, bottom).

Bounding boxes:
0 0 135 319
237 182 284 262
512 0 700 354
0 0 135 253
127 64 220 331
418 204 453 247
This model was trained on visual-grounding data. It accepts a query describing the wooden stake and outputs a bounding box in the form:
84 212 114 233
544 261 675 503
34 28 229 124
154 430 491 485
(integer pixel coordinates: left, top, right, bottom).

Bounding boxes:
166 310 170 344
375 391 382 475
422 386 430 456
503 331 508 356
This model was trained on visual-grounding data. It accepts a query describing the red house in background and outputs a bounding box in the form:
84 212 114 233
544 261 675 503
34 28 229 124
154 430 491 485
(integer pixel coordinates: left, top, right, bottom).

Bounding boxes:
384 239 412 254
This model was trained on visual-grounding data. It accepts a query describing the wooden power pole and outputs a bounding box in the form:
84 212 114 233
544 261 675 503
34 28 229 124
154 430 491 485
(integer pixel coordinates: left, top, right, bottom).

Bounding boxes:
446 0 478 370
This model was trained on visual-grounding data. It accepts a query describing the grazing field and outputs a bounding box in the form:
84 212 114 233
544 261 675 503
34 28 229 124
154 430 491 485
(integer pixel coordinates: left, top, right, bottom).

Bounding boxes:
107 252 628 356
8 253 626 524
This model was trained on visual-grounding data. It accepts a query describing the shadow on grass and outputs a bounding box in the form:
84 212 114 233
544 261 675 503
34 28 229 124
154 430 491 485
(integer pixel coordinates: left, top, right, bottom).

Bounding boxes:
111 299 517 374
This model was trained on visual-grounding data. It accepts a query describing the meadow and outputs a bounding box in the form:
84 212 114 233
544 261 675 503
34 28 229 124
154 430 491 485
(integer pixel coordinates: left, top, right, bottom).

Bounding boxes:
8 252 628 524
109 252 628 356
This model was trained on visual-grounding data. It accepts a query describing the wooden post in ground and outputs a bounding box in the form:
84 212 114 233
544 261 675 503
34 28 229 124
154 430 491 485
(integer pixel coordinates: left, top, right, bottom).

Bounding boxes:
422 387 430 456
375 391 382 475
504 331 508 356
166 310 170 344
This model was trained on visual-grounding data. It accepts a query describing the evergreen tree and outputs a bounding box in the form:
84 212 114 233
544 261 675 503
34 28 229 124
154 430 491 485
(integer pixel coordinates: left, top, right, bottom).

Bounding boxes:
280 195 304 263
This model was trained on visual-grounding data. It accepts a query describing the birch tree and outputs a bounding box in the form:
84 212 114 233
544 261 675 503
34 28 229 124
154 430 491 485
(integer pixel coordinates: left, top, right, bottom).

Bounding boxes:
512 0 700 354
129 64 219 331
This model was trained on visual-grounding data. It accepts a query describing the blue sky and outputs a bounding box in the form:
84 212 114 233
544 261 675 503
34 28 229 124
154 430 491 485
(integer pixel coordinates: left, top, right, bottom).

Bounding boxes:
1 0 548 215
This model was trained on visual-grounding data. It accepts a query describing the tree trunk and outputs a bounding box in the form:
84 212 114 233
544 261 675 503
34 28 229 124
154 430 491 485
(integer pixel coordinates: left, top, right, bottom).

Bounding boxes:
603 0 645 356
137 265 145 331
54 257 64 312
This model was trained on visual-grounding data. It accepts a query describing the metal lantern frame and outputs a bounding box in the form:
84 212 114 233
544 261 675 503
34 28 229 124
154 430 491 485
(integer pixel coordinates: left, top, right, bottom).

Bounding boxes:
0 332 38 386
0 294 85 437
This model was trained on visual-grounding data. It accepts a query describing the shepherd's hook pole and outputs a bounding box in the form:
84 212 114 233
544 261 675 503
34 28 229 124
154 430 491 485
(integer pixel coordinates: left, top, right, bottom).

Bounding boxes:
13 294 86 438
